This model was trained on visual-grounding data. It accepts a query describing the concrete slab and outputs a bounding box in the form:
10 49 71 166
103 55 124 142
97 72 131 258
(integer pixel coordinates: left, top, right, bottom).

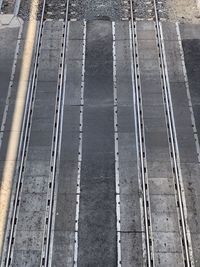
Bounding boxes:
120 193 142 231
115 21 130 40
51 231 74 266
154 252 184 266
121 233 143 267
12 250 41 267
118 161 139 195
151 212 180 232
78 20 116 267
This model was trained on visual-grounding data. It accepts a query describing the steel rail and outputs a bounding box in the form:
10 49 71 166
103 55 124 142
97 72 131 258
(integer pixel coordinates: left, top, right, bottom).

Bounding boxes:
40 0 70 266
4 0 47 265
130 1 153 266
152 0 193 265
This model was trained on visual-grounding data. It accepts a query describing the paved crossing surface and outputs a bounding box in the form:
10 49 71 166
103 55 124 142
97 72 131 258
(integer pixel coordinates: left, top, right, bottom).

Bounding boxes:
0 3 200 266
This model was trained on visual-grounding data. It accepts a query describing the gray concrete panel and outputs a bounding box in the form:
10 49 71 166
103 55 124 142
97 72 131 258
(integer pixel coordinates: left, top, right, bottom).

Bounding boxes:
14 230 43 251
151 212 180 232
118 106 135 133
31 117 54 132
81 158 115 179
28 130 53 147
180 23 200 39
26 146 52 161
143 105 165 119
145 131 169 149
39 49 60 66
83 106 114 133
42 21 64 40
187 81 200 105
60 131 79 161
138 48 158 60
12 250 41 267
162 22 179 41
68 21 84 40
65 60 82 106
41 38 62 50
169 82 189 107
140 79 163 94
147 161 173 178
20 193 47 212
67 40 84 60
33 103 56 119
51 231 74 266
137 30 156 40
54 193 76 231
120 194 142 232
118 161 139 195
167 61 185 82
154 252 184 266
78 180 116 266
78 20 116 267
139 59 160 72
37 69 59 82
180 163 200 196
146 146 171 162
172 106 193 128
57 160 78 194
191 233 200 266
22 176 49 194
24 161 50 177
115 40 131 61
144 117 167 131
82 132 114 154
142 92 163 106
116 60 133 106
115 21 130 40
35 81 57 93
149 178 174 195
62 106 80 132
136 21 155 31
121 233 143 267
137 39 157 51
34 90 57 103
150 195 177 213
84 63 113 106
118 133 137 162
153 232 182 252
17 211 45 231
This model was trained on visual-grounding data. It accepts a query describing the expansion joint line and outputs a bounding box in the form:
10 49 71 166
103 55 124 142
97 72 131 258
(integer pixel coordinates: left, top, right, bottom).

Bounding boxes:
153 1 194 265
130 1 155 265
73 20 87 267
112 21 122 267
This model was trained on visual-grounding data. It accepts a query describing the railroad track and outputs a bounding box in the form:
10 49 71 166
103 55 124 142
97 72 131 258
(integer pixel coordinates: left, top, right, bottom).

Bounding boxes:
1 0 70 265
130 0 193 266
133 0 167 20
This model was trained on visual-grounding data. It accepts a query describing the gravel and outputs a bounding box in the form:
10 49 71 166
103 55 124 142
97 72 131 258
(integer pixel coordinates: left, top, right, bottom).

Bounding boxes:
69 0 128 21
167 0 200 24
